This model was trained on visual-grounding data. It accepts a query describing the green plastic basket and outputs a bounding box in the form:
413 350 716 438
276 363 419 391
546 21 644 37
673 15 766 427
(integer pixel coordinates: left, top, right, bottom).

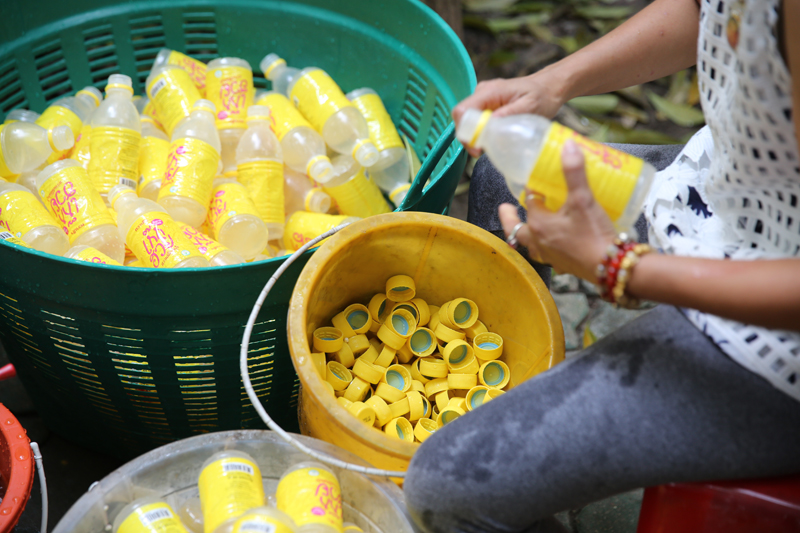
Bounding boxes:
0 0 475 459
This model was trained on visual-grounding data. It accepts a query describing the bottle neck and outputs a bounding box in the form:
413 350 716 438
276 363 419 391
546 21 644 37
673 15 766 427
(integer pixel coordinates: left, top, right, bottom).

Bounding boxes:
106 88 132 101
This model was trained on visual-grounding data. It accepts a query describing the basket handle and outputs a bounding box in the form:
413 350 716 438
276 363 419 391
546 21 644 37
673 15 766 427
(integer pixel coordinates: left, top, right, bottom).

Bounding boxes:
399 122 456 209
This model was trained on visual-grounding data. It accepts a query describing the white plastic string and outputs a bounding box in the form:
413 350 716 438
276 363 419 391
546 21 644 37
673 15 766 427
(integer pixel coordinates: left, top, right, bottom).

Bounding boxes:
241 223 407 478
30 442 48 533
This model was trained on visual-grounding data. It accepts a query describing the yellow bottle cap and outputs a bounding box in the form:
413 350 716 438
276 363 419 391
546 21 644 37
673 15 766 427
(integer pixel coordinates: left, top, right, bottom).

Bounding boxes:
382 364 412 392
377 324 405 350
473 332 504 361
369 319 380 334
332 311 357 338
321 380 335 396
337 397 353 409
410 379 426 394
428 305 441 331
393 301 420 326
414 418 437 443
313 327 344 353
333 343 355 368
421 395 432 419
375 382 405 403
411 298 431 327
396 343 415 364
447 373 478 390
435 322 466 345
465 386 490 411
406 390 425 421
424 377 449 398
343 376 371 402
368 337 382 353
326 361 353 391
384 417 414 442
410 359 431 384
479 360 510 389
434 390 451 412
347 334 371 355
365 395 392 427
343 523 365 533
443 340 474 370
442 298 479 329
486 388 505 400
447 396 467 411
374 345 396 367
377 308 416 349
385 274 416 302
359 345 379 364
431 403 440 419
437 405 465 428
352 358 383 385
343 303 372 334
407 327 437 357
311 351 327 378
418 357 448 379
368 293 395 323
463 320 488 342
388 396 410 418
347 401 376 425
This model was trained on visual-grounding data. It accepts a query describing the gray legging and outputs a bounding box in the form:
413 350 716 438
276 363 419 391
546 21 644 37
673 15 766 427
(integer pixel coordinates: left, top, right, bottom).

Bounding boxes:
403 146 800 533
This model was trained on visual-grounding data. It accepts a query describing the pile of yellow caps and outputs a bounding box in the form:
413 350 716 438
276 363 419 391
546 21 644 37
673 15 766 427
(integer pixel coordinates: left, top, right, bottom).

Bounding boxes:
310 274 510 444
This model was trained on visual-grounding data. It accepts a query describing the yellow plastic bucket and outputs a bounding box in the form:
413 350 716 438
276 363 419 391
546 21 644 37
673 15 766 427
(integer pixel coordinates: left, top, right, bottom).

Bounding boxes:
287 212 565 473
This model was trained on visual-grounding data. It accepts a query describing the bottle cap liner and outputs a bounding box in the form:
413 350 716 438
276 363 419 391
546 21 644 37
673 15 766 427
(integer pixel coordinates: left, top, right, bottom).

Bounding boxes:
387 308 416 338
343 303 372 334
479 360 510 389
384 417 414 442
313 327 344 353
326 360 352 391
443 340 474 369
343 376 371 402
408 327 437 357
377 323 407 350
393 302 420 325
466 386 490 411
385 274 416 302
474 332 504 361
439 298 479 330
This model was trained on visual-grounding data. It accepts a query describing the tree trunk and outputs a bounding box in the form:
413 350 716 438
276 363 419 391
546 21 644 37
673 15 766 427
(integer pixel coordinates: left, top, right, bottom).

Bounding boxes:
424 0 463 40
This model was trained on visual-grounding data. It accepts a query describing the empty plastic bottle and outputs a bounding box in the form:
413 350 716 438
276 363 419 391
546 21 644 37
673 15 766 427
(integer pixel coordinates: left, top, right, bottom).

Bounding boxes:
323 155 392 218
153 48 208 96
259 53 300 96
219 127 244 178
110 185 209 268
236 105 285 240
0 121 73 179
0 181 69 255
146 65 202 136
112 497 191 533
207 57 254 177
199 450 265 533
138 115 170 201
70 102 101 170
276 462 342 533
283 211 359 251
37 160 124 262
158 99 221 227
175 221 245 266
219 507 296 533
64 244 122 265
4 109 40 124
36 86 102 164
284 166 331 216
0 230 31 249
16 165 45 198
138 97 167 133
457 109 656 230
288 67 379 167
255 91 333 182
88 75 142 198
208 177 269 260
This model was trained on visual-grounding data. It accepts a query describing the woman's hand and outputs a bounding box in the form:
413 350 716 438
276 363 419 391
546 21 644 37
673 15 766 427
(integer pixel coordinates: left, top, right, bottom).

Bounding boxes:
498 140 616 281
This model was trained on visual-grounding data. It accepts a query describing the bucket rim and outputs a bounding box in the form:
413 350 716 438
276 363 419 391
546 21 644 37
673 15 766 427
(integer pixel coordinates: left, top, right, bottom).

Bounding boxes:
0 403 34 532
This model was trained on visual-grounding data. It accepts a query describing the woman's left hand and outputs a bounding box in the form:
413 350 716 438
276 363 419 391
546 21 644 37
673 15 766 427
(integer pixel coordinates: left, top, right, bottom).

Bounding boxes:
499 140 617 282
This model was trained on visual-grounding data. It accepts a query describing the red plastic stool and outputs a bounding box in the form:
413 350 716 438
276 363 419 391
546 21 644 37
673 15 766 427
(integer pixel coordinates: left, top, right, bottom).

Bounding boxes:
636 475 800 533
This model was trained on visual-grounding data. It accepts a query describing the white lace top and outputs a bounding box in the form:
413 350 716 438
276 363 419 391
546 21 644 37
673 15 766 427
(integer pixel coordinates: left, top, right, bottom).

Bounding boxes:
643 0 800 401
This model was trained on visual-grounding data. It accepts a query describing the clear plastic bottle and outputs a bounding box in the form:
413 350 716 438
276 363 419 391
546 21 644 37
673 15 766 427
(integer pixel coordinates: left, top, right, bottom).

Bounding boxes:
259 54 300 96
177 498 204 533
158 99 221 227
208 177 269 260
36 159 124 262
284 166 331 216
287 68 379 167
16 165 46 198
138 115 170 201
236 105 285 240
219 128 244 178
276 462 342 533
456 109 656 230
283 211 359 251
214 506 296 533
0 181 69 255
36 86 102 164
112 496 191 533
323 155 392 218
255 91 333 182
70 102 101 170
64 244 122 265
153 48 208 96
146 65 202 136
345 88 406 171
110 184 209 268
175 221 245 266
206 57 253 130
88 74 142 198
4 109 40 124
198 450 265 533
0 122 73 179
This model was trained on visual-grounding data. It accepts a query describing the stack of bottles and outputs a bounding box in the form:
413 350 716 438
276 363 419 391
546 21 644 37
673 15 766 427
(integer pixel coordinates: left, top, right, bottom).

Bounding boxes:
112 453 364 533
311 274 510 444
0 49 415 268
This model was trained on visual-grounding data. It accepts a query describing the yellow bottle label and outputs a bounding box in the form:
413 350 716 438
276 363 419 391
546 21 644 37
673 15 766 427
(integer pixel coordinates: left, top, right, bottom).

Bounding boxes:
289 70 354 132
206 65 254 129
198 457 265 533
231 514 294 533
147 68 201 134
256 92 310 141
40 165 114 242
158 137 220 206
0 190 59 238
208 182 262 239
138 136 171 194
71 124 93 169
0 230 32 248
36 105 83 164
167 50 208 96
175 221 229 261
525 123 644 222
0 125 15 177
72 246 122 265
283 212 351 251
126 212 204 268
324 169 392 218
143 100 167 132
88 125 141 194
351 93 403 152
237 160 284 225
276 467 342 530
117 502 189 533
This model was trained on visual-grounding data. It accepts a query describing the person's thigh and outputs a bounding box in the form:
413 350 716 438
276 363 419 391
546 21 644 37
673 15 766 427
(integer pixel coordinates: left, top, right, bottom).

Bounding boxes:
403 305 800 533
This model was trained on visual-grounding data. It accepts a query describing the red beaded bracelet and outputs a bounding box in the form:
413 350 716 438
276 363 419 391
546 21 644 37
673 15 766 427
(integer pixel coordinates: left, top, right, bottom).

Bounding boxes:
595 233 651 308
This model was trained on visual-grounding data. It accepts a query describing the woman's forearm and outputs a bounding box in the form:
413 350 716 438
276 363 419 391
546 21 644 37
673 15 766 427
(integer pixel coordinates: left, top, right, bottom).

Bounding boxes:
627 255 800 331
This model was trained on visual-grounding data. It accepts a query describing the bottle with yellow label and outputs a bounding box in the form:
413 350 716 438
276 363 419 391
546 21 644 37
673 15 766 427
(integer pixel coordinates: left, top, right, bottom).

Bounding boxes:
207 57 254 178
36 159 124 262
323 155 392 218
283 211 359 251
110 184 209 268
284 166 331 217
287 67 379 168
153 48 208 96
70 103 101 170
88 75 142 199
4 109 40 124
213 507 296 533
0 230 32 248
456 109 656 230
235 105 285 240
208 177 269 261
0 122 74 179
36 86 102 165
64 244 123 265
138 115 171 201
112 497 191 533
276 462 342 533
175 221 245 266
147 65 203 136
198 450 266 533
254 90 333 183
0 181 69 255
158 99 221 227
259 54 300 96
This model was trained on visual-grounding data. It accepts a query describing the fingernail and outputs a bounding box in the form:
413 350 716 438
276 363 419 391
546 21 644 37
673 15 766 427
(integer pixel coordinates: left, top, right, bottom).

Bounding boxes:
562 140 582 166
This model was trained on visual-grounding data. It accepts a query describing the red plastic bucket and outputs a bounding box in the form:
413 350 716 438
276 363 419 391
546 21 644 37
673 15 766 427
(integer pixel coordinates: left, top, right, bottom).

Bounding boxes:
0 403 34 532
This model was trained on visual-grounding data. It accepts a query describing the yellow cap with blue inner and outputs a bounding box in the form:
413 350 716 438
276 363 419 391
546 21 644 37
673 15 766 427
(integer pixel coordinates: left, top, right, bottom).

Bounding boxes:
365 395 392 427
385 275 416 302
347 334 371 355
439 298 479 330
406 390 426 421
419 357 448 379
326 360 352 391
382 364 412 393
410 358 431 384
463 320 488 341
313 327 344 353
385 417 414 442
411 298 431 327
407 327 437 357
424 377 449 398
414 418 437 442
352 358 383 384
479 360 510 389
437 405 465 428
333 343 355 368
375 382 405 403
443 340 476 372
465 385 490 411
368 293 395 323
447 373 478 390
374 345 396 367
389 397 410 418
343 376 371 402
474 332 504 361
434 322 465 345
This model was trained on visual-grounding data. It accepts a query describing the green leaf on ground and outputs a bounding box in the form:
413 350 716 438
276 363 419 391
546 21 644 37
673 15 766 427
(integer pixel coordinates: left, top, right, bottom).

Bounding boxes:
528 23 557 44
486 13 550 33
646 90 706 127
507 2 556 14
488 49 517 66
568 95 620 115
574 5 635 19
463 0 518 12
